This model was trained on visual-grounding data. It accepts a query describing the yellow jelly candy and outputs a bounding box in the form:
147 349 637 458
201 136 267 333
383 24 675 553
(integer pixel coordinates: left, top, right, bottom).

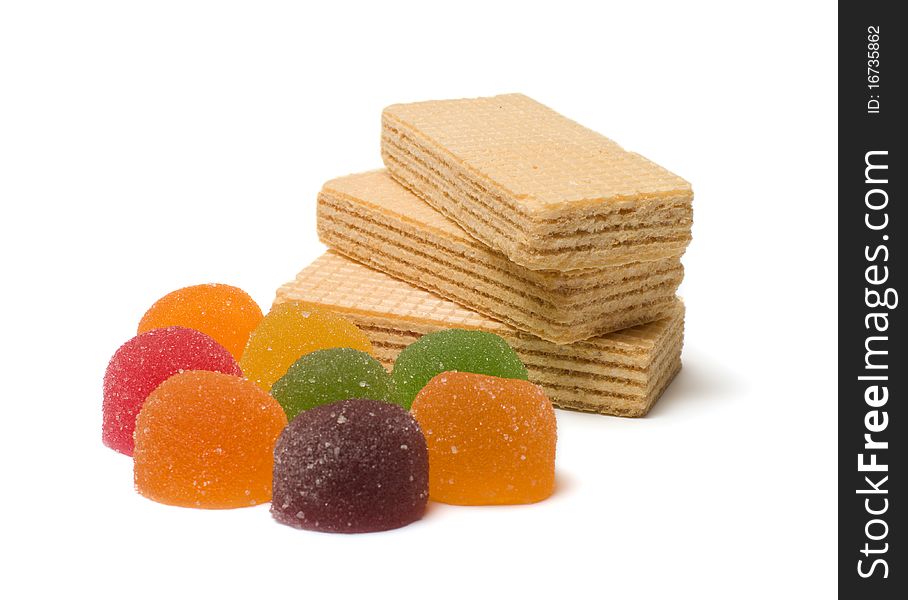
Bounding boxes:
239 301 373 392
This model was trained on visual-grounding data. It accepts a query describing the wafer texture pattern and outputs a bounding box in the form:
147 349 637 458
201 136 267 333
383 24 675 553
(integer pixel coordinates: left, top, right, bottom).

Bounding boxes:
381 93 694 270
275 253 684 417
318 170 683 343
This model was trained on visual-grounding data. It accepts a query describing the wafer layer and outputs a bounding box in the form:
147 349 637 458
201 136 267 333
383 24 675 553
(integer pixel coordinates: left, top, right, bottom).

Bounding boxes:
381 94 694 271
317 170 683 344
275 252 684 417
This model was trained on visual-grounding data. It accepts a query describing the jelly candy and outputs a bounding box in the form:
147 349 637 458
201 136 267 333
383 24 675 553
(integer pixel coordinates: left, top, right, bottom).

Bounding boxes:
240 301 373 392
102 326 241 456
272 399 428 533
410 371 556 505
270 348 392 421
138 283 263 360
390 329 527 409
133 370 287 509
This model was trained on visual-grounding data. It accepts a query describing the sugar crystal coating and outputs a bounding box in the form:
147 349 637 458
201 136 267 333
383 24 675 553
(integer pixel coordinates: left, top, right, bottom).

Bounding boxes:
390 328 528 409
102 326 242 455
272 399 429 533
411 371 556 505
133 370 288 509
138 283 263 360
240 301 374 392
270 348 393 421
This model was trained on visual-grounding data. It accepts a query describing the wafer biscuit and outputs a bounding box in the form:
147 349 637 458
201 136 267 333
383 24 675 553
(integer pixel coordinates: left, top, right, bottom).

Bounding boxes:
381 94 693 271
318 170 683 344
275 252 684 417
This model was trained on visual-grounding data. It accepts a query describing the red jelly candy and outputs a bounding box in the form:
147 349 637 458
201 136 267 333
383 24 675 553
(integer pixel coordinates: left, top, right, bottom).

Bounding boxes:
102 326 242 456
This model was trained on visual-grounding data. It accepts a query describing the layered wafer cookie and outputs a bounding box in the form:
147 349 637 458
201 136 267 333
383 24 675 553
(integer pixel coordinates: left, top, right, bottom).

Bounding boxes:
317 170 683 344
275 252 684 417
381 93 693 271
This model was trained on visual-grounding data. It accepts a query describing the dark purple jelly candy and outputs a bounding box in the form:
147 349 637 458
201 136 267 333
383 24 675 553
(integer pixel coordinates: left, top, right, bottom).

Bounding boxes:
271 399 429 533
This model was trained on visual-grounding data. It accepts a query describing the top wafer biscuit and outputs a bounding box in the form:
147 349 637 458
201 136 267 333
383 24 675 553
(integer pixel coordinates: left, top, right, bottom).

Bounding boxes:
382 93 693 270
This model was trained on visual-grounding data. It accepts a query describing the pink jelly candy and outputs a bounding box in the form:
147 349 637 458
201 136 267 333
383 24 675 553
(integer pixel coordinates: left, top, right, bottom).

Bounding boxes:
102 326 242 455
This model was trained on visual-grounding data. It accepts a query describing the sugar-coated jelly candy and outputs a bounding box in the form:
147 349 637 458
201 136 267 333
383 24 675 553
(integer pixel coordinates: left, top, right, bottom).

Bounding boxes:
102 326 241 456
138 283 263 360
270 348 392 421
134 370 288 509
390 329 527 409
411 372 556 505
272 399 429 533
240 301 373 392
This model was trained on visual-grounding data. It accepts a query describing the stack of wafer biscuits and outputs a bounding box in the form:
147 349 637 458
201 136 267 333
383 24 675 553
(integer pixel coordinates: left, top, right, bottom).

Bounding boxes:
277 94 693 416
317 170 684 344
381 94 693 270
277 253 683 417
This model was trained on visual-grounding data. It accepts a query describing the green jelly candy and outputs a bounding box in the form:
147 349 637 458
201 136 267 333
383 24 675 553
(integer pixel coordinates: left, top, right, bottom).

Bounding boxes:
270 348 392 420
390 329 528 409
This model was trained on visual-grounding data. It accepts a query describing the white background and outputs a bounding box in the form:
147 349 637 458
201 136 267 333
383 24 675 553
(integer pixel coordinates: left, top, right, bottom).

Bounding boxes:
0 1 837 598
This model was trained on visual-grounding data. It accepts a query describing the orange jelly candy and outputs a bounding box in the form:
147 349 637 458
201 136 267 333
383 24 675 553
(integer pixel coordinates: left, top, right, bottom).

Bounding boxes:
133 370 288 509
239 301 373 392
411 371 557 505
138 284 263 360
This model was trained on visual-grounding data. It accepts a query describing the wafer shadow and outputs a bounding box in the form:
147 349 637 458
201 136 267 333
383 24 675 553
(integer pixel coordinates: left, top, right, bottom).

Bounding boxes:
646 354 740 418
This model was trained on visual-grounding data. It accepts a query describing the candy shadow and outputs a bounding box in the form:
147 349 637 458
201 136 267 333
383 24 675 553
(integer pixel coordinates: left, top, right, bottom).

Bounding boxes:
552 470 578 497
